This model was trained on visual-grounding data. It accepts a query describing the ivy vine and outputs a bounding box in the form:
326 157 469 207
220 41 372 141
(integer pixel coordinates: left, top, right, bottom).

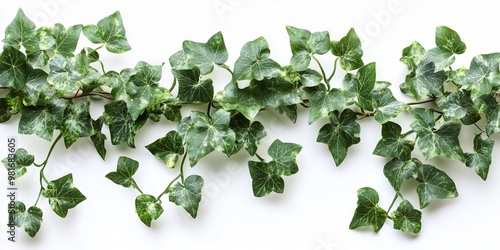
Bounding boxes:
2 9 498 237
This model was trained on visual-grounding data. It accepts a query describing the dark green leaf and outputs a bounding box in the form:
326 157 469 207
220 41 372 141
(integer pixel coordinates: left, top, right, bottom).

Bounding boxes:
2 148 35 179
465 134 494 180
51 23 83 56
12 201 43 238
229 113 267 156
317 109 361 166
172 67 214 103
129 61 162 86
103 101 146 148
435 26 466 54
42 174 86 218
135 194 163 227
178 32 228 75
0 46 28 90
372 83 408 124
391 200 422 234
401 58 446 101
2 9 37 49
82 11 131 53
298 68 323 87
106 156 139 188
90 116 107 160
232 37 282 81
146 131 184 168
21 68 49 106
479 94 500 136
248 161 284 197
400 41 426 72
416 164 458 208
349 187 388 233
456 53 500 100
286 26 330 71
62 101 94 148
0 98 12 122
343 62 376 110
47 53 90 94
331 28 364 71
267 139 302 176
19 99 68 141
383 158 420 191
277 104 298 123
373 122 414 161
168 175 204 218
304 85 345 124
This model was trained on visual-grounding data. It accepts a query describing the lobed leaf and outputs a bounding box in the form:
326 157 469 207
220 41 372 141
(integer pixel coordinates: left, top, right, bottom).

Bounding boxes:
465 134 494 180
42 174 87 218
106 156 139 188
135 194 163 227
146 131 185 168
232 37 282 81
168 175 204 218
82 11 131 53
2 148 35 179
11 201 43 238
286 26 330 71
349 187 388 233
373 122 415 161
391 200 422 234
331 28 364 71
416 164 458 208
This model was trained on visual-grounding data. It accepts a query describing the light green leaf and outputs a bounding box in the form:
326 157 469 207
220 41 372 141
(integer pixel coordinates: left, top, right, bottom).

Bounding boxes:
248 161 284 197
373 122 414 161
82 11 131 53
51 23 83 56
168 175 204 218
135 194 163 227
12 201 43 238
178 32 228 75
183 109 236 166
172 67 214 103
27 50 49 69
391 200 422 234
383 158 420 191
298 68 323 87
456 53 500 100
331 28 364 71
304 85 345 124
105 156 139 188
286 26 330 71
427 47 455 72
267 139 302 176
19 99 68 141
435 26 466 54
349 187 388 233
0 46 28 90
435 90 480 125
47 53 90 94
317 109 361 166
416 164 458 208
2 148 35 179
410 108 464 161
400 41 426 72
42 173 86 218
61 101 94 148
232 37 282 81
465 134 494 180
372 84 408 124
229 113 267 156
90 116 107 160
146 131 185 168
2 9 37 50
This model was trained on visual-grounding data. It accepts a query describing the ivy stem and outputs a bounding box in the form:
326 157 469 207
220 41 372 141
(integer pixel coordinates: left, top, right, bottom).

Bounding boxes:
400 130 415 138
327 57 339 82
98 60 106 74
62 91 113 100
169 78 177 93
407 98 435 106
219 64 233 75
312 55 330 90
386 193 399 214
34 133 63 206
255 153 266 163
207 101 212 119
157 153 188 201
474 123 486 133
131 179 144 195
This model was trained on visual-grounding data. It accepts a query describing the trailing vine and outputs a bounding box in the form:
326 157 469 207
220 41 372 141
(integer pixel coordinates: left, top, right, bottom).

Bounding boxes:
2 9 498 237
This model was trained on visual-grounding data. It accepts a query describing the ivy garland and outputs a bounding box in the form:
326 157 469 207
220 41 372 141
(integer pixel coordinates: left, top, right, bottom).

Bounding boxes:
2 9 498 237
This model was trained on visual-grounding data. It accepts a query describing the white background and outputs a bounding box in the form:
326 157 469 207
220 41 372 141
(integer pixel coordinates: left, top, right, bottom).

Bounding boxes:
1 0 500 249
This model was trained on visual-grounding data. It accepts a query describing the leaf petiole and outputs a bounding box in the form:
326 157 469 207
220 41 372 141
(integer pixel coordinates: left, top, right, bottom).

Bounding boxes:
312 55 330 90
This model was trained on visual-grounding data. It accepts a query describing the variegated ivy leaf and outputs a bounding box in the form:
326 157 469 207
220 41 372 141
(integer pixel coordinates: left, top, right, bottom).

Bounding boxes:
410 108 464 161
0 98 12 122
400 41 426 72
215 77 302 121
435 26 466 55
372 82 408 124
229 113 267 156
383 158 420 191
172 67 214 103
248 161 284 197
62 101 94 148
317 109 360 166
478 94 500 136
391 200 422 234
42 174 87 218
373 122 414 161
277 104 298 123
0 46 28 90
416 164 458 209
19 99 68 141
400 57 446 101
51 23 83 56
2 9 37 50
435 90 480 125
182 109 236 166
232 36 282 81
286 26 330 71
98 68 136 105
103 101 147 148
106 156 139 188
427 47 455 72
342 62 376 110
168 175 204 218
465 134 494 180
47 53 92 94
303 85 345 124
2 148 35 179
298 68 323 87
82 11 131 54
129 61 162 86
331 28 364 71
90 116 107 160
135 194 163 227
349 187 388 233
455 53 500 100
11 201 43 238
170 32 228 75
146 131 184 168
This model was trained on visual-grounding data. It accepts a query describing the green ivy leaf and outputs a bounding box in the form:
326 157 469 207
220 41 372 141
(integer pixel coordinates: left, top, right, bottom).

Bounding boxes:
435 26 466 55
304 85 345 124
427 47 455 72
0 98 12 122
400 41 426 72
215 77 302 121
82 11 131 53
51 24 83 56
19 99 68 141
383 158 420 192
410 108 464 161
229 113 267 156
146 131 184 168
331 28 364 71
286 26 330 71
456 53 500 100
373 122 415 161
298 68 323 87
42 173 87 218
435 90 480 125
12 201 43 238
19 68 48 106
129 61 162 86
343 62 376 110
175 32 228 75
103 101 147 148
172 67 214 103
391 200 422 234
168 175 204 218
47 53 90 94
465 134 494 180
90 116 107 160
349 187 388 233
372 84 408 124
61 101 94 148
416 164 458 208
135 194 163 227
401 58 446 101
317 109 361 166
183 109 236 166
248 161 284 197
0 46 28 90
2 9 37 50
267 139 302 176
232 37 282 81
106 156 139 188
479 94 500 136
2 148 35 179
